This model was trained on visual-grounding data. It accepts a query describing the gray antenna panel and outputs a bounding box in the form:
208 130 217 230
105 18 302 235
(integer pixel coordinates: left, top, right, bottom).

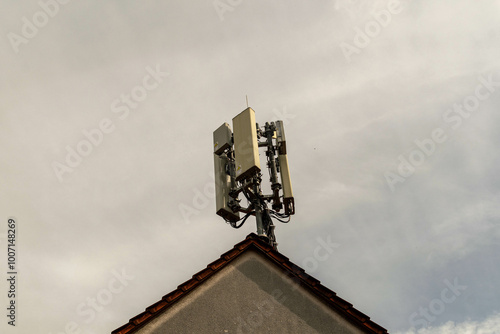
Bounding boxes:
213 123 233 155
213 154 240 222
278 153 295 215
276 120 287 155
232 107 261 181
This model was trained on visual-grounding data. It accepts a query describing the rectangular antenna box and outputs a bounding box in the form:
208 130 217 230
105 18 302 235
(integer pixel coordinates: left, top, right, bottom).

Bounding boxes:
232 107 261 181
213 154 240 222
276 120 287 154
213 123 232 155
278 153 295 215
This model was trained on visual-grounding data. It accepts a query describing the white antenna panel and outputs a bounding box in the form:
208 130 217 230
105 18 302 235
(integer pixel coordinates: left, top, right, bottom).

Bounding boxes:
232 107 261 181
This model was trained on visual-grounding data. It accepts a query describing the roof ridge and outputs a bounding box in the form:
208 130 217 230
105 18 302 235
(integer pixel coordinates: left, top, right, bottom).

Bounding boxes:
111 234 388 334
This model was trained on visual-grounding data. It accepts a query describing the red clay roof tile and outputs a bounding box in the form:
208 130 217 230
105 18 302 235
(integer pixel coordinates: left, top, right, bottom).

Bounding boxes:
145 300 168 314
113 323 135 334
267 251 289 263
221 248 240 260
208 258 225 270
131 313 152 325
313 284 336 298
330 295 353 309
236 240 253 250
298 272 321 286
162 290 182 302
347 308 370 322
193 267 213 281
178 278 198 292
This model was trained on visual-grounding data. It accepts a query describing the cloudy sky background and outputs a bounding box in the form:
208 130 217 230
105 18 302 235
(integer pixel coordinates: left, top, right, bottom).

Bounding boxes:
1 1 500 333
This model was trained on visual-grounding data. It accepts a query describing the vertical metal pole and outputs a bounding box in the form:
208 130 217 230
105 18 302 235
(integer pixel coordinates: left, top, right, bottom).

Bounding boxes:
228 149 237 192
252 177 265 236
255 204 265 236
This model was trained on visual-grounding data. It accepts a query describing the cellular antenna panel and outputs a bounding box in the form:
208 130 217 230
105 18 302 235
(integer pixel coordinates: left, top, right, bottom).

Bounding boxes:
276 120 287 155
213 123 233 156
278 154 295 215
213 153 240 222
232 107 261 181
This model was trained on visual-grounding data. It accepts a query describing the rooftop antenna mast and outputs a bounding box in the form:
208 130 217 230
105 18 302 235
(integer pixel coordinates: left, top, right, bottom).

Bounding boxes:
213 107 295 249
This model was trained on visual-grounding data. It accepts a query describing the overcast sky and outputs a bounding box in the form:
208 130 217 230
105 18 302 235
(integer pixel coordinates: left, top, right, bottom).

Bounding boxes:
1 1 500 333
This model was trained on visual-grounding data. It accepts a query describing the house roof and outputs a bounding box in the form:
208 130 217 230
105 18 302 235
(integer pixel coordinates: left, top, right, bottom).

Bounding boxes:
112 233 388 334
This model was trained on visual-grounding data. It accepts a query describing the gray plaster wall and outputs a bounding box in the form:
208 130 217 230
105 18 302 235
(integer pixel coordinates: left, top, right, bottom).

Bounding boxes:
137 251 366 334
